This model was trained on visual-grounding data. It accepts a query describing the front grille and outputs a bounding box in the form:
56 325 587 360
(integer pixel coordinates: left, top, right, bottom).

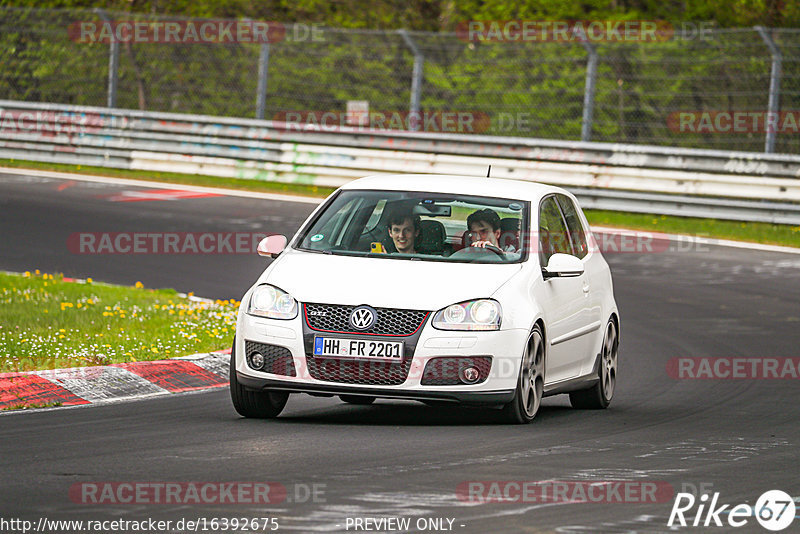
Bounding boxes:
306 356 413 385
304 303 428 336
421 356 492 385
244 340 297 377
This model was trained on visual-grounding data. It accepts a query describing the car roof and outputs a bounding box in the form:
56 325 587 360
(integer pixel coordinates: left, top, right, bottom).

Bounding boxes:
340 174 562 202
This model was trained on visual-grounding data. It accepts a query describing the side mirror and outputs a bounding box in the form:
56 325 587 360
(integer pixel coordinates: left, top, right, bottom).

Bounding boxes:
543 253 584 280
257 235 287 258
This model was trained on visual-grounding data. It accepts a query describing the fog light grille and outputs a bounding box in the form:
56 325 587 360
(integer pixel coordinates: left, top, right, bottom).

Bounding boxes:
244 341 296 377
421 356 492 385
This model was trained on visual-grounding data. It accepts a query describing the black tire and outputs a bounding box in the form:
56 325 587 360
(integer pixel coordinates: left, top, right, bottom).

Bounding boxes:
569 319 618 409
339 395 376 405
229 342 289 418
500 325 545 424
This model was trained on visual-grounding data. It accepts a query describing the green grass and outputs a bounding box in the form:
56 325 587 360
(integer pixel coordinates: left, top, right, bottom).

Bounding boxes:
584 210 800 248
1 158 798 249
0 271 239 372
2 401 62 411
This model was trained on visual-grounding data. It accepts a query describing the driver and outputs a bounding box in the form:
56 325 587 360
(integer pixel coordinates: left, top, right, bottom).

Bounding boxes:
387 209 421 254
467 208 503 250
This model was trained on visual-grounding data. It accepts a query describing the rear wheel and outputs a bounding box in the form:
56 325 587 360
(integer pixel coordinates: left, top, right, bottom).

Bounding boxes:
569 319 617 409
500 326 545 424
229 342 289 418
339 395 376 405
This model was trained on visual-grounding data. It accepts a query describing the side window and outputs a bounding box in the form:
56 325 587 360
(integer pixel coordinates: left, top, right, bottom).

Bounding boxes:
538 196 573 266
556 194 589 259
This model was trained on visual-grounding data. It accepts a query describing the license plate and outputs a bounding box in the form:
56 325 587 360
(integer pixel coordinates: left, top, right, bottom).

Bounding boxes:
313 336 403 362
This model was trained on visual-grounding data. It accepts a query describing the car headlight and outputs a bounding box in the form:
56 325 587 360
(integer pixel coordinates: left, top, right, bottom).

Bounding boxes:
247 284 298 320
432 299 501 331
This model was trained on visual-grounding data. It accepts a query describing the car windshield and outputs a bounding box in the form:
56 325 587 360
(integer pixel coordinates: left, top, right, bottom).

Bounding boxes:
296 190 528 263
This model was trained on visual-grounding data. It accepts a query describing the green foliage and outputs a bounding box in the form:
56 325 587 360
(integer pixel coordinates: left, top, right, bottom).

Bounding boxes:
0 271 239 372
2 4 800 151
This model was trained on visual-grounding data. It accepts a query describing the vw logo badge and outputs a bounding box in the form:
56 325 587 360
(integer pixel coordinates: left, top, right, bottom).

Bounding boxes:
349 305 377 331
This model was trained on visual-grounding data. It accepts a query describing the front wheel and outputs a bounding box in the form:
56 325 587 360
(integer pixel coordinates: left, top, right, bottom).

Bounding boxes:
229 342 289 418
500 326 545 424
569 319 618 409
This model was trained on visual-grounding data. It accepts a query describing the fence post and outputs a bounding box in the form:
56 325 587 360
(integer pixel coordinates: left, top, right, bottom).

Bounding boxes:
95 9 119 108
579 34 598 142
398 30 423 130
755 26 782 154
255 42 270 120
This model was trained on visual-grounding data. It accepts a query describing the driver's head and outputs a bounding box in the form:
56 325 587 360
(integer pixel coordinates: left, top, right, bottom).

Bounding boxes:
387 209 421 254
467 208 501 247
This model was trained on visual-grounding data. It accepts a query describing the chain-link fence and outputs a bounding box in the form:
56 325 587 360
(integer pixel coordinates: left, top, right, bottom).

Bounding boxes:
2 7 800 154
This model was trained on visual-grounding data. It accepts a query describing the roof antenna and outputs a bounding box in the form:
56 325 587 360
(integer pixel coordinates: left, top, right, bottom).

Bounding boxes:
486 165 492 177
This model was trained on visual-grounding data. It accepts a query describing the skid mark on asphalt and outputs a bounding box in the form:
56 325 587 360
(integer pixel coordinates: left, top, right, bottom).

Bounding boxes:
556 515 662 533
632 437 790 462
323 445 607 480
106 189 222 202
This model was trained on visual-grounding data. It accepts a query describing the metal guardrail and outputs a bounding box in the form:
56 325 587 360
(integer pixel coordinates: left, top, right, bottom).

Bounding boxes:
1 100 800 224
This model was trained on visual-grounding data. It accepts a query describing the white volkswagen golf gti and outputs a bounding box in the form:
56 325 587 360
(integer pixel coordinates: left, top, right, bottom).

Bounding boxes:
231 174 619 423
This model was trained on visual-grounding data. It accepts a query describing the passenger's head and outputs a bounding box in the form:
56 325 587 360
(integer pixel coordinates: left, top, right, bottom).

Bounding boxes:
467 208 502 247
499 217 521 250
387 208 421 254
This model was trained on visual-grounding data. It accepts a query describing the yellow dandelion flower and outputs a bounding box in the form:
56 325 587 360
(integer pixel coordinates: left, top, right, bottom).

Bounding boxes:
135 281 144 288
86 278 93 284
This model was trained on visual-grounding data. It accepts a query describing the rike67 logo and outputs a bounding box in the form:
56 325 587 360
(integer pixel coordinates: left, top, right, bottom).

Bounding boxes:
668 490 796 531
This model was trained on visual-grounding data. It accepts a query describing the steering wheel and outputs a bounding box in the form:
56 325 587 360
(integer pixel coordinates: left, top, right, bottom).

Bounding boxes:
451 243 505 258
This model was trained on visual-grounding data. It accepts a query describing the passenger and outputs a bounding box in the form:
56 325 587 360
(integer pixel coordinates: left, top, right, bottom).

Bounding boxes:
467 208 503 250
387 209 421 254
499 217 521 253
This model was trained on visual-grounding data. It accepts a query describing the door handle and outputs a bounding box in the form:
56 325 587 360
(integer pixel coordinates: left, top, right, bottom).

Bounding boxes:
582 283 590 293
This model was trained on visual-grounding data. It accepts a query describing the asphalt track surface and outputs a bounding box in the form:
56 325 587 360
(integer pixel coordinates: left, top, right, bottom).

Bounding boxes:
1 171 799 533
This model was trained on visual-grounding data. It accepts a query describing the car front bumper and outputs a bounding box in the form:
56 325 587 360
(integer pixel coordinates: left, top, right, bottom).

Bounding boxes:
235 313 528 405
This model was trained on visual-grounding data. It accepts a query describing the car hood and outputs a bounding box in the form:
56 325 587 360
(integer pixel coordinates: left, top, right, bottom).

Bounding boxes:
261 250 523 311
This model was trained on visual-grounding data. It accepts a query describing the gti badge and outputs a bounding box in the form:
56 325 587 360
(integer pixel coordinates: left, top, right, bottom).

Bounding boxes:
349 305 377 330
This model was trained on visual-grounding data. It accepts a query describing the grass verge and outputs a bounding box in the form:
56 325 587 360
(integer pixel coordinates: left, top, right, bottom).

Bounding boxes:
2 401 62 411
2 158 798 249
584 210 800 249
0 271 238 372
